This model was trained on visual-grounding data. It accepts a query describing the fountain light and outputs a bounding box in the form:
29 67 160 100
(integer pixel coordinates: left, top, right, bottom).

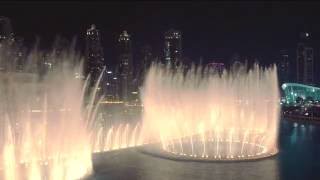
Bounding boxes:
139 63 280 161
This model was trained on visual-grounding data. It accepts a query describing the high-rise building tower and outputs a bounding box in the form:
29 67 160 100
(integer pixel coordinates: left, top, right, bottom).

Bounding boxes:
118 30 133 102
0 17 21 72
164 29 182 67
85 24 105 87
296 32 314 85
14 36 27 72
278 49 290 84
104 69 120 101
139 44 152 83
0 16 13 43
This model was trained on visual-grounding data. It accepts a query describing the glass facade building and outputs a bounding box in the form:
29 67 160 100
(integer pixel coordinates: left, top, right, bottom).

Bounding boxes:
281 83 320 105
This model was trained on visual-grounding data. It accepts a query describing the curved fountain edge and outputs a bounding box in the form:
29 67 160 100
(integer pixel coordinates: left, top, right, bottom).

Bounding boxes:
137 145 279 163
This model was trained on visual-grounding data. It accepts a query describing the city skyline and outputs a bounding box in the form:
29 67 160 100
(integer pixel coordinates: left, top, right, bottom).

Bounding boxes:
1 2 320 180
1 2 320 65
2 2 320 88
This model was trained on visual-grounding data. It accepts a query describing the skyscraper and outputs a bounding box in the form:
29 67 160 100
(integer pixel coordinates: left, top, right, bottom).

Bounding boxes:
104 69 119 101
296 32 314 85
14 36 26 72
85 24 105 87
137 44 152 84
164 29 182 67
118 30 133 103
278 49 290 84
0 16 13 43
0 16 13 71
0 17 27 73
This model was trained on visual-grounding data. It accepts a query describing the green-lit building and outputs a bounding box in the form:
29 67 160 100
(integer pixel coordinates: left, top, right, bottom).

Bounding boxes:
281 83 320 105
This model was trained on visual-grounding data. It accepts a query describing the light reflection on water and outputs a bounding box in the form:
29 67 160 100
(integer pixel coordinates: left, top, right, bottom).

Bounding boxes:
279 120 320 180
91 120 320 180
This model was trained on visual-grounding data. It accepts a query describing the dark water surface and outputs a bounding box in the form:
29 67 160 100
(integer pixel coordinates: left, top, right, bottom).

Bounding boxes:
91 119 320 180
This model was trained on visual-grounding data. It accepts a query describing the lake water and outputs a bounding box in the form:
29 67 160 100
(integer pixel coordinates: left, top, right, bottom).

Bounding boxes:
91 119 320 180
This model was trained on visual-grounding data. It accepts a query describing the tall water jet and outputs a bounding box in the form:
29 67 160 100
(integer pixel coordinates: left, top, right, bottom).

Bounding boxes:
140 63 280 161
0 42 99 179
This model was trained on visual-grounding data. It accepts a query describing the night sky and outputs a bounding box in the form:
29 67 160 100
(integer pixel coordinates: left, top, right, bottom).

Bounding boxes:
1 1 320 65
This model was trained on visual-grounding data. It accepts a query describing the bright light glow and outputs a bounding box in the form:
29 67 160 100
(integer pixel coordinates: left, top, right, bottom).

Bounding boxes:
0 52 104 179
85 64 279 162
139 63 280 161
281 84 287 89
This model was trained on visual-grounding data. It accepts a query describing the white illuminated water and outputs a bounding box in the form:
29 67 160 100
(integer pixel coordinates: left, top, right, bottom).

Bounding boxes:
140 63 280 160
0 43 280 179
0 49 96 179
93 62 280 161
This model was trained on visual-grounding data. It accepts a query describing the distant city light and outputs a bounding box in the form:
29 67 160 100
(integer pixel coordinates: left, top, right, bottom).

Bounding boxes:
113 77 117 80
107 71 112 74
281 84 287 89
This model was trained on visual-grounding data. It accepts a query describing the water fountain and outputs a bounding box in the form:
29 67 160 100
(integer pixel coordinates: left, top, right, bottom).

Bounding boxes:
0 46 97 179
139 63 280 161
0 39 281 179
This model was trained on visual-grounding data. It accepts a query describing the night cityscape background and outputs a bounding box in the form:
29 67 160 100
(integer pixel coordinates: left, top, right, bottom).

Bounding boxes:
2 2 320 102
1 2 320 180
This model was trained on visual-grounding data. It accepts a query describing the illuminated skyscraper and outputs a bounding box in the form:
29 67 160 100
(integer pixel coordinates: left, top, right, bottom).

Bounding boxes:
104 69 119 101
14 36 26 72
164 29 182 67
0 17 26 72
296 32 314 85
85 24 105 87
118 30 133 102
278 49 290 84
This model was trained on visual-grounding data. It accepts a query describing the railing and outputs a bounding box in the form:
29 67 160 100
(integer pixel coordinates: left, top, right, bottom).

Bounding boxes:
283 114 320 123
